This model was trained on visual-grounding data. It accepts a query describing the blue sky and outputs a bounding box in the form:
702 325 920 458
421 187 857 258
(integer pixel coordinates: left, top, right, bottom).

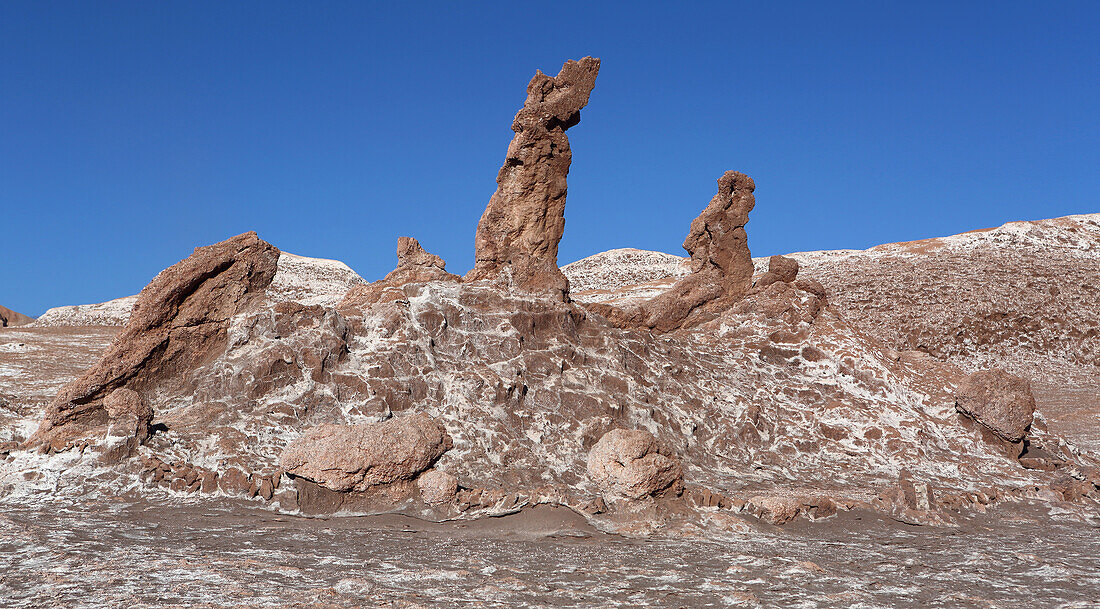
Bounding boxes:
2 2 1097 317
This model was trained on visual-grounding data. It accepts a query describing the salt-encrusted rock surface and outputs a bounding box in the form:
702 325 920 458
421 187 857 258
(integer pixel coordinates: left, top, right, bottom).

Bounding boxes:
0 305 34 327
8 252 1093 528
564 213 1100 454
563 248 690 303
465 57 600 297
32 295 139 327
30 252 364 327
265 252 365 307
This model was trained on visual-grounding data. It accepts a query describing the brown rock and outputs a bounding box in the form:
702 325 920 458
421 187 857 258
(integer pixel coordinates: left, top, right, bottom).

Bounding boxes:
102 387 154 443
279 412 453 492
28 232 279 448
416 469 458 505
0 305 34 327
384 236 459 285
341 237 459 309
768 255 799 283
465 57 601 298
219 467 250 495
638 171 756 331
747 495 802 525
586 428 684 500
955 368 1036 443
756 255 800 289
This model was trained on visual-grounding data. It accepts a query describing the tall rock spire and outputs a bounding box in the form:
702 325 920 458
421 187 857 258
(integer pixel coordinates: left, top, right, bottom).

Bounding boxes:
465 57 601 299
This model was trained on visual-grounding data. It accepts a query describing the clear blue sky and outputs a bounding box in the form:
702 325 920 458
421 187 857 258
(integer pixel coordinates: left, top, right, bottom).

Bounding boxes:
2 2 1097 317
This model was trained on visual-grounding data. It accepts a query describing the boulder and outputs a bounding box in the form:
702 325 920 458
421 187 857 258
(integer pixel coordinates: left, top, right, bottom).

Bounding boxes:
955 368 1036 443
417 469 459 505
586 429 684 500
102 388 154 443
28 232 280 448
279 412 453 493
465 57 601 298
0 305 34 327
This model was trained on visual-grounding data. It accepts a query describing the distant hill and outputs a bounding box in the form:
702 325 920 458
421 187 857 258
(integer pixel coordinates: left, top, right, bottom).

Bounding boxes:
0 305 34 327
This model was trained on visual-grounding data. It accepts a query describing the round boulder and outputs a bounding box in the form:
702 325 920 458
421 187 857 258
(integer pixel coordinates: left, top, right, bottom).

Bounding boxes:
586 429 684 500
416 470 458 505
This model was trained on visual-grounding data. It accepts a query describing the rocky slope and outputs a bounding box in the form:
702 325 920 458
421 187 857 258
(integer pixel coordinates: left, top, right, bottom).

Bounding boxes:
566 212 1100 454
31 252 365 327
0 57 1096 538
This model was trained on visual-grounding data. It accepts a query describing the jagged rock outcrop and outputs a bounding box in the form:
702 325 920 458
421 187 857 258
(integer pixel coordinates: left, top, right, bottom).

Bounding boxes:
279 412 452 493
586 429 684 500
28 232 280 449
386 237 455 284
465 57 600 298
955 369 1036 443
340 237 459 309
0 305 34 327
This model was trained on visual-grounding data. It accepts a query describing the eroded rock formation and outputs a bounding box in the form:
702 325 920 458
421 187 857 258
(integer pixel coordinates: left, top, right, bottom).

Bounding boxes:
28 231 280 449
591 171 759 332
3 60 1097 536
465 57 600 298
955 369 1036 443
340 237 458 309
279 412 452 492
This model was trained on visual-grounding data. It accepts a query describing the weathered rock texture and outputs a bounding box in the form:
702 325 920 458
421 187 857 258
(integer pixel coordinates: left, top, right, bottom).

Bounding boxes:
279 413 452 492
0 305 34 327
465 57 600 298
28 232 280 448
955 369 1036 443
417 469 459 505
587 429 684 500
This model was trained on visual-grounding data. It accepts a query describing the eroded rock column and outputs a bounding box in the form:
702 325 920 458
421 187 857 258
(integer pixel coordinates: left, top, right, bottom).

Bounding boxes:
465 57 601 299
640 170 756 331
